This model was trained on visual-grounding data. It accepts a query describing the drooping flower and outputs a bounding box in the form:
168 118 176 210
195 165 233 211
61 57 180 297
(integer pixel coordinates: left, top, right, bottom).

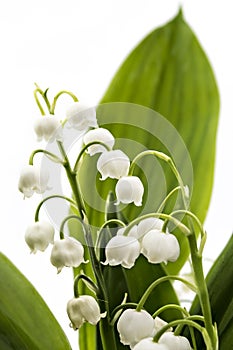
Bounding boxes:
18 165 49 198
117 309 155 348
133 338 169 350
104 234 140 269
50 237 85 273
136 218 164 240
97 150 130 180
83 127 115 155
141 229 180 264
25 221 55 253
115 176 144 206
66 102 98 131
159 332 192 350
34 115 62 142
67 295 105 330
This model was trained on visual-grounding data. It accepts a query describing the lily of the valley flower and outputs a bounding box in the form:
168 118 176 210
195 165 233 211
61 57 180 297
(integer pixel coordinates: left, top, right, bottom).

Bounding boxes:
83 127 115 155
115 176 144 206
18 165 49 198
159 332 192 350
66 102 98 131
136 218 164 240
104 235 140 269
97 150 130 180
34 115 62 142
117 309 155 348
141 229 180 264
133 338 169 350
50 237 85 273
25 221 55 253
67 295 105 330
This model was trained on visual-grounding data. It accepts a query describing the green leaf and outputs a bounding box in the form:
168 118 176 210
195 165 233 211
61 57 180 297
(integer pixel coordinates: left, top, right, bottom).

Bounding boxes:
77 9 219 349
0 253 71 350
189 234 233 349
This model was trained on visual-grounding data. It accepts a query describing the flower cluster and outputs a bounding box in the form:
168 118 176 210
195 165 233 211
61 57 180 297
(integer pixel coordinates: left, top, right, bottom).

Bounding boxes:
18 87 217 350
117 308 191 349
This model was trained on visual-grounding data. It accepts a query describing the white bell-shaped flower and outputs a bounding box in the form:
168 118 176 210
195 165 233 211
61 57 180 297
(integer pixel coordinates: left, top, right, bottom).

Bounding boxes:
97 150 130 180
25 221 55 253
141 230 180 264
67 295 105 330
18 165 49 198
115 176 144 206
34 115 62 142
159 332 192 350
104 235 140 269
83 127 115 155
66 102 98 131
117 309 155 348
50 237 85 273
133 338 169 350
136 218 164 240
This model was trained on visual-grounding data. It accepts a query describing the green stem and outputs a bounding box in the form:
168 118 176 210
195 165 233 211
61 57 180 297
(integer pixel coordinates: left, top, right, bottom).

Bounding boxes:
152 303 189 318
188 234 216 349
34 195 77 221
57 141 86 217
59 214 84 239
29 149 64 165
50 90 78 114
34 85 51 114
156 186 181 213
73 141 111 173
73 273 99 298
136 275 197 312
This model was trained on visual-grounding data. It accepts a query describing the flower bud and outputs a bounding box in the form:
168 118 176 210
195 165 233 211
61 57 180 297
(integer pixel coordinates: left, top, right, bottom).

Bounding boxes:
83 127 115 155
34 115 62 142
133 338 169 350
97 150 130 180
115 176 144 206
25 221 55 253
50 237 85 273
66 102 98 131
104 235 140 269
141 230 180 264
117 309 155 347
18 165 49 198
159 332 192 350
67 295 105 330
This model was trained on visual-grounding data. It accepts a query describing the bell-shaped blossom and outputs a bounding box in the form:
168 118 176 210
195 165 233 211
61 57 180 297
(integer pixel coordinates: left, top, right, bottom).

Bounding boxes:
83 127 115 156
25 221 55 253
67 295 105 330
34 115 62 142
18 165 49 198
159 332 192 350
133 338 169 350
117 309 155 348
115 176 144 206
97 150 130 180
104 235 140 269
50 237 85 273
141 230 180 264
117 225 138 239
136 218 164 240
66 102 98 131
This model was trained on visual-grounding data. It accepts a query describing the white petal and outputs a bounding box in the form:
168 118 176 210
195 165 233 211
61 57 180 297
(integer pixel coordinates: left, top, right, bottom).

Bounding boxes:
134 338 169 350
66 102 98 131
83 127 115 155
141 230 169 264
115 176 144 206
25 221 54 253
105 235 140 268
159 332 192 350
137 218 164 240
97 150 130 180
117 309 155 347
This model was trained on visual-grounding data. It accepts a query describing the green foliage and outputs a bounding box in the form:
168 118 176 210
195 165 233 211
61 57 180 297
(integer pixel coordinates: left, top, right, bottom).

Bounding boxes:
189 235 233 349
77 9 219 349
0 253 71 350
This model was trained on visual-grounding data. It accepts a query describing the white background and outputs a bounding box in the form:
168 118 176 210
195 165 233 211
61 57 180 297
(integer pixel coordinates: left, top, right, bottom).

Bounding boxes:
0 1 232 349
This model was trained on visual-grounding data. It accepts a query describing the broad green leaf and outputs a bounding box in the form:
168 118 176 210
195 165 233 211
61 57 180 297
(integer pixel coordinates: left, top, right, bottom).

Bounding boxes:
0 253 71 350
189 234 233 349
77 9 219 349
